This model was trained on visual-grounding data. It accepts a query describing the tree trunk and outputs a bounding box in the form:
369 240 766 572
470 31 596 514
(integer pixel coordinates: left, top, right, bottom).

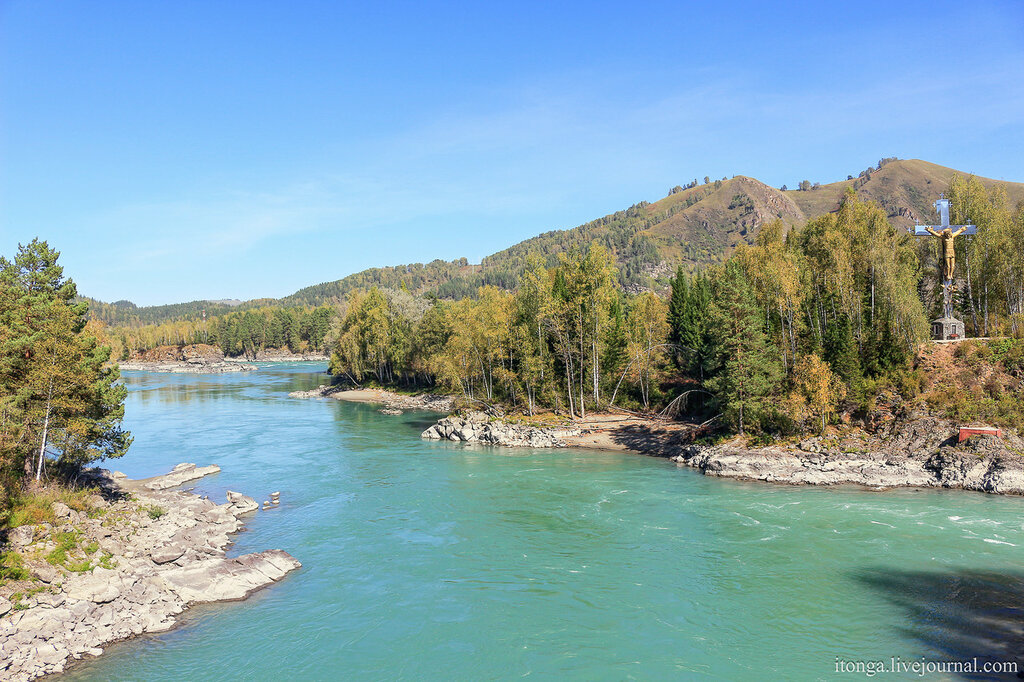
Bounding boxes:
36 381 53 482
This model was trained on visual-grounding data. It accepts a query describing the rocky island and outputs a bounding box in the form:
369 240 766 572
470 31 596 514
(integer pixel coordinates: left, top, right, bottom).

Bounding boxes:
289 385 456 412
0 464 299 681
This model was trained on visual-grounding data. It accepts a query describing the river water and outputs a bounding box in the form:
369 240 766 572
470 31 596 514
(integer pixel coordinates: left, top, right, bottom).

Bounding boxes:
63 363 1024 680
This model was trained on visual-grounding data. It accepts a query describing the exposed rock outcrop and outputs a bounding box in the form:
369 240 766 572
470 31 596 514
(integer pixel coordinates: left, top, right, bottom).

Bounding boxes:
0 466 300 681
422 412 581 448
247 349 328 362
120 344 257 373
143 463 221 490
119 346 256 372
671 427 1024 495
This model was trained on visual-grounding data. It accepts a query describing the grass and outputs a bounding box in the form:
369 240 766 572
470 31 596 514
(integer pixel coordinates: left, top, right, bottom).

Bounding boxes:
0 551 30 582
144 504 166 520
3 485 101 529
45 530 80 567
97 552 116 570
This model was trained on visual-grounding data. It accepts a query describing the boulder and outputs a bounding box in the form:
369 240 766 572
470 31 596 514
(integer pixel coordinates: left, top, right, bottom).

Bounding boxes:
30 563 60 584
0 596 11 617
161 550 301 604
7 525 34 547
52 502 73 519
225 491 259 514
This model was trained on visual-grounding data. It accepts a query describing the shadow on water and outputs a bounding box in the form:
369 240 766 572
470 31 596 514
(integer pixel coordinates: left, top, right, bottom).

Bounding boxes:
856 568 1024 679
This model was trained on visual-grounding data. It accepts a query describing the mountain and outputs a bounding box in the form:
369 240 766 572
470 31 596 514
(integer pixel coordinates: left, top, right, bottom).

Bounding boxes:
86 158 1024 326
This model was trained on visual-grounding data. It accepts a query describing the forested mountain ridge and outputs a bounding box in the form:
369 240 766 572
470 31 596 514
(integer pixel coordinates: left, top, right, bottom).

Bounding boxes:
85 158 1024 327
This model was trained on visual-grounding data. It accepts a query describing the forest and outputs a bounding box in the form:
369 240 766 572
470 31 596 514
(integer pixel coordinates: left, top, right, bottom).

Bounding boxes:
112 306 336 360
327 183 1024 434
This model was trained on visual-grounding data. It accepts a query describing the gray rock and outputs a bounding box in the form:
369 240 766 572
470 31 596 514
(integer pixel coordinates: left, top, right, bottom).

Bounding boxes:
145 463 221 490
225 491 258 514
31 563 60 584
65 573 120 604
0 596 11 616
161 550 301 603
150 544 186 565
7 525 34 547
421 415 574 448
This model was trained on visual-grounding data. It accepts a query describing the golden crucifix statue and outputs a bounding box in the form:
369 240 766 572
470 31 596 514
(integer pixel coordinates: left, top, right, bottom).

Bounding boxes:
924 225 968 282
913 197 976 285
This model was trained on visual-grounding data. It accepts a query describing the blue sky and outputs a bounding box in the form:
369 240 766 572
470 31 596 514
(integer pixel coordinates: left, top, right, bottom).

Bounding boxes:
1 1 1022 306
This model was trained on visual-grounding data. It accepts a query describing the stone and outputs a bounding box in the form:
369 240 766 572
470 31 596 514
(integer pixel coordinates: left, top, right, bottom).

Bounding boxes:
421 416 572 448
0 596 11 616
150 544 186 565
225 491 258 514
145 463 221 490
31 563 60 584
7 525 34 547
65 575 120 604
161 550 301 604
32 643 64 666
52 502 73 519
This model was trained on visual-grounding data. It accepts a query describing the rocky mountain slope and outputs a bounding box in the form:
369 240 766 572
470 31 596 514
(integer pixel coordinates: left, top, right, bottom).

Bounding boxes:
87 159 1024 323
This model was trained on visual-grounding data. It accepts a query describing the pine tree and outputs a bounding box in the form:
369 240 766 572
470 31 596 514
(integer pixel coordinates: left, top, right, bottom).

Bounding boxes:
0 240 131 486
705 262 782 434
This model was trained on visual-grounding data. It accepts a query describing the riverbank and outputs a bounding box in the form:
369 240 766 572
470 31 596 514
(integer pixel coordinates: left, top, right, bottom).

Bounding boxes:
415 408 1024 495
121 344 256 373
119 360 257 373
0 465 300 681
230 349 328 362
670 417 1024 495
289 385 455 412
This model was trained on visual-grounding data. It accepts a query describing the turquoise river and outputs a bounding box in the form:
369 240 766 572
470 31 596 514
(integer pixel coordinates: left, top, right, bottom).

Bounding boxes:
62 363 1024 680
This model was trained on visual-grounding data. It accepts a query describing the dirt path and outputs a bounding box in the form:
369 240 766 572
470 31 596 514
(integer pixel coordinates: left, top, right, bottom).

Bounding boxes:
562 412 699 456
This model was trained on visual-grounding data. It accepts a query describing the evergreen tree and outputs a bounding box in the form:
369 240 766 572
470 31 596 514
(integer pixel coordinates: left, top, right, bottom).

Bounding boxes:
0 240 131 489
705 262 782 434
822 315 861 387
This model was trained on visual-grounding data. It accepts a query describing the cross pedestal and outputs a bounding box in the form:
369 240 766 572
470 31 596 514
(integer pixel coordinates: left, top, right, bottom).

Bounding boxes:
931 317 964 341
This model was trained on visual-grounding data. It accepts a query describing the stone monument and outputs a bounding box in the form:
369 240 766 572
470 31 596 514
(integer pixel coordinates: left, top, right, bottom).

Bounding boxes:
913 196 975 340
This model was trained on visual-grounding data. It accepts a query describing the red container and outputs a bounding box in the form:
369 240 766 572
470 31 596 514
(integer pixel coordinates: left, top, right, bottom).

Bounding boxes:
959 426 1002 443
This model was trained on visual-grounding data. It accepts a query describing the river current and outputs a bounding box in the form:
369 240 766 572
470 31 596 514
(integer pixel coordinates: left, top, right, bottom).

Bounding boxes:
63 363 1024 680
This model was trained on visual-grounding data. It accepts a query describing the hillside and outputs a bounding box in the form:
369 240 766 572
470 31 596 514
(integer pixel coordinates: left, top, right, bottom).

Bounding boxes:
86 158 1024 326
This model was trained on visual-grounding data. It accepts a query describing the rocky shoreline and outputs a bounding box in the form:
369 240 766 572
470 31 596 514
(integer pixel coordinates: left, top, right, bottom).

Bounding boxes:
121 344 256 373
418 407 1024 496
234 349 328 362
671 417 1024 495
289 385 455 412
119 360 257 373
0 464 300 681
422 412 581 448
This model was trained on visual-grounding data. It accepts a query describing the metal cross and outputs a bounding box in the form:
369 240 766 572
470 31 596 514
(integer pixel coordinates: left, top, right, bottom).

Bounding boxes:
912 195 975 322
913 196 976 237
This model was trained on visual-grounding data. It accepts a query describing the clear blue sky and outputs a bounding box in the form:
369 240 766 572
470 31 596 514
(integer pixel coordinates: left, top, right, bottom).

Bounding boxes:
2 1 1022 306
